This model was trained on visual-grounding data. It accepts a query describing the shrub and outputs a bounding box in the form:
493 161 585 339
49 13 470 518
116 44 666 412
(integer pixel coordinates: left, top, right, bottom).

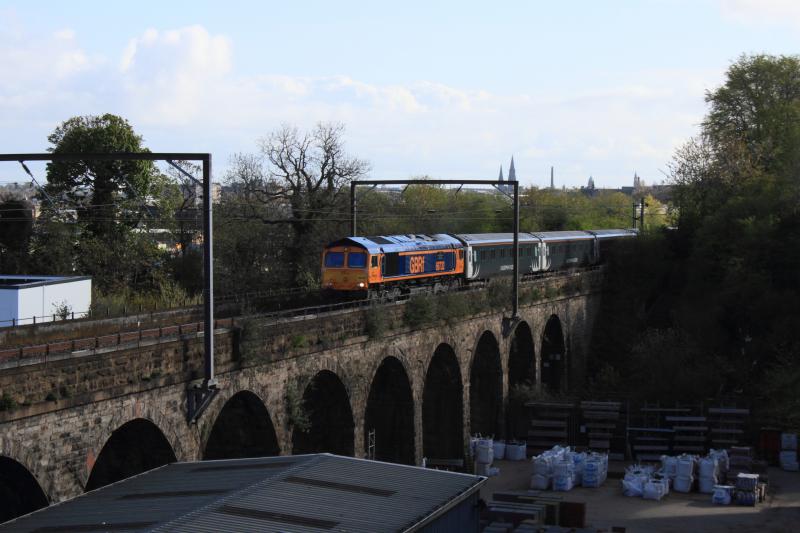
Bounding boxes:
285 382 310 432
404 295 436 328
0 393 17 410
290 334 308 349
365 309 388 339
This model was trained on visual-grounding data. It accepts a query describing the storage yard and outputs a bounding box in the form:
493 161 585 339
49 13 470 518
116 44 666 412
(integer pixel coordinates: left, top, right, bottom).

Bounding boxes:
479 458 800 532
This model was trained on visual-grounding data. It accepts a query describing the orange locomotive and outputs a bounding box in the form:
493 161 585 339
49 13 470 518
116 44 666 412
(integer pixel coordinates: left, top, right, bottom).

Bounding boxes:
321 234 465 298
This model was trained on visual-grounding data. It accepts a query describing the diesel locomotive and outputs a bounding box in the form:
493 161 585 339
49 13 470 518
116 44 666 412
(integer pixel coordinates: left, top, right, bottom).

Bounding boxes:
321 229 636 297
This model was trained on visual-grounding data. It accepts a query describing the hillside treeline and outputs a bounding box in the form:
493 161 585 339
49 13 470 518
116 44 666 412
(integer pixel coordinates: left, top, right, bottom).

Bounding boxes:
588 54 800 427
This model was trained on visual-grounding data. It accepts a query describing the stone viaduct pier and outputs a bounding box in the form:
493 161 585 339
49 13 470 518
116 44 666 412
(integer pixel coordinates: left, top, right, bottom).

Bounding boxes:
0 270 604 521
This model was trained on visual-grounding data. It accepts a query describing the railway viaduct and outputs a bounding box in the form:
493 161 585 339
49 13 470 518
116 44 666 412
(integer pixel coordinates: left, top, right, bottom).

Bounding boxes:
0 270 603 521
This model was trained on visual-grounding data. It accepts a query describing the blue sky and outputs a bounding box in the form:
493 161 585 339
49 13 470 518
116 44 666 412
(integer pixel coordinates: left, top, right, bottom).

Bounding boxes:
1 0 799 187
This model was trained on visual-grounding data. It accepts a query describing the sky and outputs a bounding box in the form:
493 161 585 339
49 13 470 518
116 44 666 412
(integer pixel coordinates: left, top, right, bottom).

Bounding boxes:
1 0 799 188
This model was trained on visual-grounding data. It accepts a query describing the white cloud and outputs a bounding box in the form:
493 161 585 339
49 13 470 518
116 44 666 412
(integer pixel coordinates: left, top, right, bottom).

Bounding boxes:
0 23 723 187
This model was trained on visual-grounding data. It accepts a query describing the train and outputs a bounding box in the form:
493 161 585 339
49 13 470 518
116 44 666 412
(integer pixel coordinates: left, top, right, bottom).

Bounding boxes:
321 229 637 297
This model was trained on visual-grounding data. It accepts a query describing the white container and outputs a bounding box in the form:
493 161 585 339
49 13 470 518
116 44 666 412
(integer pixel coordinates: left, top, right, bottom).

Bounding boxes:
643 480 667 501
673 475 694 493
553 460 574 477
476 444 494 465
677 455 695 478
698 476 717 494
475 462 490 476
532 456 552 476
506 442 526 461
553 474 574 492
712 485 732 505
493 440 506 460
781 432 798 451
661 456 678 478
699 457 718 478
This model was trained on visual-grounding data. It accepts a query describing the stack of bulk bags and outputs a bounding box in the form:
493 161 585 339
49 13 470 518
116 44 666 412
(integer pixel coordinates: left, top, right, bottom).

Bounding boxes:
708 449 729 477
660 455 678 482
566 450 586 485
529 445 568 490
475 437 494 476
582 452 608 488
492 439 506 461
643 478 670 501
622 464 653 497
505 441 527 461
698 456 720 494
780 433 798 471
552 459 576 491
673 454 696 493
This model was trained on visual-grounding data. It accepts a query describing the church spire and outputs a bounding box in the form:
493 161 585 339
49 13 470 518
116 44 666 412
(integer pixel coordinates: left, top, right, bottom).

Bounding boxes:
498 165 504 183
508 156 517 182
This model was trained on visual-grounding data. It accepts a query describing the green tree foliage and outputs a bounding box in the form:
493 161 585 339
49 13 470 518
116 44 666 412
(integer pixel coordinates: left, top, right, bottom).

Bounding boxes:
593 55 800 414
0 194 34 273
30 114 187 296
45 114 158 238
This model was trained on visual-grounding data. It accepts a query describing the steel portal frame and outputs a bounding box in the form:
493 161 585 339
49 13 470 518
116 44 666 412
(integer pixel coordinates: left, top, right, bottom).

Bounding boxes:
350 179 521 321
0 152 217 422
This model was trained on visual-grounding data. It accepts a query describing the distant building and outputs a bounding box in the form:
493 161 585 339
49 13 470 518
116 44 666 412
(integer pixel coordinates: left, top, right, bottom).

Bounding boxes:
0 275 92 326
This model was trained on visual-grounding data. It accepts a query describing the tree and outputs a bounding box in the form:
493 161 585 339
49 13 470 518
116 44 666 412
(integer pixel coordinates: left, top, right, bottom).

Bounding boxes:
225 123 369 286
704 54 800 175
0 194 34 273
663 54 800 400
40 114 187 295
45 114 158 239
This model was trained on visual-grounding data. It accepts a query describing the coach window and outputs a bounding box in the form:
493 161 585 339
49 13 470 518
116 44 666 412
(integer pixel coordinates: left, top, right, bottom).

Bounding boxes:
348 252 367 268
325 252 345 268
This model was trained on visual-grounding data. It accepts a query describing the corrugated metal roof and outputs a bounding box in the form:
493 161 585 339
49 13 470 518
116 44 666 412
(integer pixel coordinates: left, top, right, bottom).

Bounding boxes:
1 455 484 533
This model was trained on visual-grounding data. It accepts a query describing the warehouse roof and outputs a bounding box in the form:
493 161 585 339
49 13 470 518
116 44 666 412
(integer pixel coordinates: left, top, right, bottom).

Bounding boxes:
1 454 485 533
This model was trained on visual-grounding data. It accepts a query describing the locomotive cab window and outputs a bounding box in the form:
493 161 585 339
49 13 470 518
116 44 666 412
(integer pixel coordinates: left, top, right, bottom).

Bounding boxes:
325 252 345 268
458 250 464 259
348 252 367 268
371 256 378 268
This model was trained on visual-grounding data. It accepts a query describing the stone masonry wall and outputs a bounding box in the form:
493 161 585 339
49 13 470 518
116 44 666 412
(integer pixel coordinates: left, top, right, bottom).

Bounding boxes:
0 271 603 503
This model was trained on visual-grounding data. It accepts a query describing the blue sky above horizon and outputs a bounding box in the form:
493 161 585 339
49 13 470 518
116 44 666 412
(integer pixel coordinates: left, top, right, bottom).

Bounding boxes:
1 0 799 188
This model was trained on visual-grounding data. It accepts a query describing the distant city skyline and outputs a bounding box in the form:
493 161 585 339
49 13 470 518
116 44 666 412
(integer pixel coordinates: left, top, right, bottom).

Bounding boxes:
1 1 799 188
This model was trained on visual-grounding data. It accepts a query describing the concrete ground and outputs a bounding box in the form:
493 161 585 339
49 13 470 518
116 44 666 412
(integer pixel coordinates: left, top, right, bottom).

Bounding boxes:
479 459 800 533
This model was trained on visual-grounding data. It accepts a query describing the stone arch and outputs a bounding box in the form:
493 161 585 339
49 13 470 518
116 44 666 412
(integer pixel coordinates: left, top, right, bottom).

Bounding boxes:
541 314 567 393
470 330 503 439
364 356 415 465
204 390 280 460
0 455 49 523
292 370 355 456
423 343 464 460
96 398 194 468
85 418 177 492
507 320 536 440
